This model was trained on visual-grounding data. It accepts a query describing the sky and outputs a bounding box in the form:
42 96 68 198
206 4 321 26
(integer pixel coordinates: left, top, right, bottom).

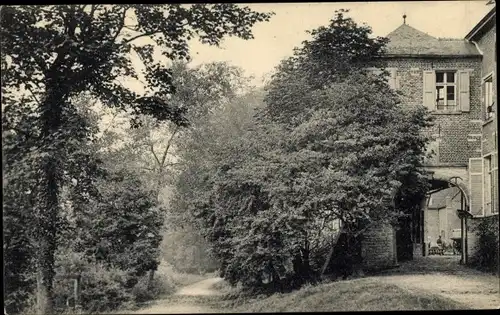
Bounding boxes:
185 1 493 85
104 1 494 139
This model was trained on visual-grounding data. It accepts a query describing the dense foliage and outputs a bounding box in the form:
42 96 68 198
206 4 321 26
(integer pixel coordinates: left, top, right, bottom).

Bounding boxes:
173 10 433 293
470 216 499 274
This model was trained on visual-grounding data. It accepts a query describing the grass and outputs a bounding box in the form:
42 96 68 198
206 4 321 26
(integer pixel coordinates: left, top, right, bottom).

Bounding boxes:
212 278 469 312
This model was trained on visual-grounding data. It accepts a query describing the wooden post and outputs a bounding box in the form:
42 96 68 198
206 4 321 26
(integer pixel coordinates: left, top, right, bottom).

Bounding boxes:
460 217 464 264
463 217 469 265
57 273 82 313
75 274 82 313
36 268 48 315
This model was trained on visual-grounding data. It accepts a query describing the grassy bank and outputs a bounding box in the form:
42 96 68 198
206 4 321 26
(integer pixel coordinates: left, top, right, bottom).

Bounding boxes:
214 278 468 312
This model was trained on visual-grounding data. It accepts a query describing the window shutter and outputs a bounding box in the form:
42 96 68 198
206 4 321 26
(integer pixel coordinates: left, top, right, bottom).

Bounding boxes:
484 157 491 214
481 83 486 119
459 70 470 112
388 68 398 90
423 70 436 111
492 153 498 214
469 158 483 216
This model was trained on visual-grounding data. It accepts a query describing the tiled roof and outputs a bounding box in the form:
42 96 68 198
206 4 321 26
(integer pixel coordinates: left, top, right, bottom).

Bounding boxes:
384 24 481 56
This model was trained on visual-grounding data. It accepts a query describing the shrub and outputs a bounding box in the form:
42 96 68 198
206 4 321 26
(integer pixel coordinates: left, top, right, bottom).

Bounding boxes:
470 215 499 274
131 272 176 304
79 264 135 313
49 250 179 314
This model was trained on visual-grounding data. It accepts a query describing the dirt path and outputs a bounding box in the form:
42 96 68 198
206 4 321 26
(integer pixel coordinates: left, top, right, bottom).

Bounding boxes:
175 278 224 297
377 273 499 309
132 278 224 314
130 256 499 312
374 256 500 310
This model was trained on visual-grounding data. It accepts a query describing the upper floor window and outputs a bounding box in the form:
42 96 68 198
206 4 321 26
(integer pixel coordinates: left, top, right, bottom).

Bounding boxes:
435 71 456 111
423 69 470 113
483 75 494 120
365 67 398 90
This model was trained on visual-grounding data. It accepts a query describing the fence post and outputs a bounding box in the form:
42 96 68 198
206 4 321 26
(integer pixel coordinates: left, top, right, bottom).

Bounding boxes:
74 274 82 313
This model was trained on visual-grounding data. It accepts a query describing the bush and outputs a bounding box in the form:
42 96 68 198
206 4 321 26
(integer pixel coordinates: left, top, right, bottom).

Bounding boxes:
48 251 179 314
470 215 499 274
52 250 132 313
51 250 132 313
131 272 176 304
79 264 135 313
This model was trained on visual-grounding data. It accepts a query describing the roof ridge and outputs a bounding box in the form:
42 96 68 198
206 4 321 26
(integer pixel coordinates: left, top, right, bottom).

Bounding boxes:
437 37 466 41
387 23 437 40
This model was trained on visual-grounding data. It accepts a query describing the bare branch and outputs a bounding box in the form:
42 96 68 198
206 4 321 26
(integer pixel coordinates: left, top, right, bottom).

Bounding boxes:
164 162 181 167
26 85 42 106
124 31 162 44
112 7 130 43
159 126 179 170
100 111 119 135
124 25 139 32
150 143 162 167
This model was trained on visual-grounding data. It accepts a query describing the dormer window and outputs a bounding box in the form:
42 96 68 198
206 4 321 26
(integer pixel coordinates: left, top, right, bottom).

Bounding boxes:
435 71 456 111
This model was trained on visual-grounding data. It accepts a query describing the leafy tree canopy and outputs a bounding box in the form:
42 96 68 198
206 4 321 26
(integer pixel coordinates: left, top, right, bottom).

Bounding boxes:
174 10 433 292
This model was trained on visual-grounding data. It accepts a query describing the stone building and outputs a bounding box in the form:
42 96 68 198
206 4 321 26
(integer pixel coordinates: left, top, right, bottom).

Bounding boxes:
360 6 497 270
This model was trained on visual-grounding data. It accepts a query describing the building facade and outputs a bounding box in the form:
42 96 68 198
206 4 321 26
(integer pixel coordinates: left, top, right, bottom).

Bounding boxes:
361 5 497 270
464 5 498 265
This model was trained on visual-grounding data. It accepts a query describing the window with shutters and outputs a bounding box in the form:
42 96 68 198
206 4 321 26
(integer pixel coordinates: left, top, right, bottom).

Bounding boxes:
483 74 494 120
435 71 457 111
423 70 470 112
366 68 398 90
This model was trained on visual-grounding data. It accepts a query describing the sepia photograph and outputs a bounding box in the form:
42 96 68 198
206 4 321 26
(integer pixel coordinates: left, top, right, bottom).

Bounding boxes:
1 1 498 314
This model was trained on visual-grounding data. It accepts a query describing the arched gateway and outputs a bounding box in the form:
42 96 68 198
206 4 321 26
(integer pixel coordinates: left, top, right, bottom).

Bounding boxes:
359 171 473 271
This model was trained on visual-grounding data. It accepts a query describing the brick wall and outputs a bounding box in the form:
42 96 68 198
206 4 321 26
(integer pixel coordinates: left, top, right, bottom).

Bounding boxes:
361 221 397 270
379 57 483 165
476 24 496 81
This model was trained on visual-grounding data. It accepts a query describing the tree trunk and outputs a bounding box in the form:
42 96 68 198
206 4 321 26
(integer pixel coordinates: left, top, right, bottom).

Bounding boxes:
268 263 282 293
320 230 343 277
36 91 64 315
35 264 52 315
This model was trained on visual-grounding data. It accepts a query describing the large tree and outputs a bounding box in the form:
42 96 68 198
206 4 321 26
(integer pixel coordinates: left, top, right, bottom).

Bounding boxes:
176 10 433 292
1 5 272 314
